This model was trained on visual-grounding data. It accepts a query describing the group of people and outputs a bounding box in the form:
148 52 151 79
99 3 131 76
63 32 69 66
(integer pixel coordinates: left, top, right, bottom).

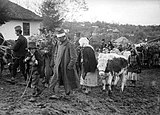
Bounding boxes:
99 39 141 87
0 26 82 102
0 26 142 102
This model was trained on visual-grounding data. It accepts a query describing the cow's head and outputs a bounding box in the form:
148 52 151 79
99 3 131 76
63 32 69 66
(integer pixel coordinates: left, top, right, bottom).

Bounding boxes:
97 53 122 76
97 57 108 76
97 53 111 76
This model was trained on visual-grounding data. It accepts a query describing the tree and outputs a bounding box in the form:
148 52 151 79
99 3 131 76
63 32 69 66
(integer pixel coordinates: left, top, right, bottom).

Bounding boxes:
59 0 88 21
0 0 10 25
39 0 88 32
40 0 63 32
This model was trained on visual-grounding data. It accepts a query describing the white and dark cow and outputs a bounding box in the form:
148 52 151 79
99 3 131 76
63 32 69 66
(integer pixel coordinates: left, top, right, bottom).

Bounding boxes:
121 50 131 60
97 53 128 94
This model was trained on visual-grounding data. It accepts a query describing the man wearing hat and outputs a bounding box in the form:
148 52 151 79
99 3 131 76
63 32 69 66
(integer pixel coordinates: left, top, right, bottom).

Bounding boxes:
11 25 27 82
49 28 80 98
24 41 44 101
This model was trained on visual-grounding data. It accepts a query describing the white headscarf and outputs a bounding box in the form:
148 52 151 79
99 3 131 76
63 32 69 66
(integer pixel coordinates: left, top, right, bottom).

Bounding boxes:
78 37 94 49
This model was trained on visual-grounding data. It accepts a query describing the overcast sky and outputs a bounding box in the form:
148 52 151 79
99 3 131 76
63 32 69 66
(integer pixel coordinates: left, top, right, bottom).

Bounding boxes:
10 0 160 25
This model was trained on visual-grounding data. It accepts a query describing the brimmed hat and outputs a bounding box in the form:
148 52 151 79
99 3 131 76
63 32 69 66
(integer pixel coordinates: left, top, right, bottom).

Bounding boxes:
14 26 22 31
28 42 37 49
56 28 66 38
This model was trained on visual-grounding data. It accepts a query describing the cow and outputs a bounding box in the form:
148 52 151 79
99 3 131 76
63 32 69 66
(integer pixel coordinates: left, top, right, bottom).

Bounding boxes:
121 50 131 60
97 53 128 94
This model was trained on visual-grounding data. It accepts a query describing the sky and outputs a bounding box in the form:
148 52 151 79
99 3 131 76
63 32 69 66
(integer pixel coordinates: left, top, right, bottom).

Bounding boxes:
9 0 160 25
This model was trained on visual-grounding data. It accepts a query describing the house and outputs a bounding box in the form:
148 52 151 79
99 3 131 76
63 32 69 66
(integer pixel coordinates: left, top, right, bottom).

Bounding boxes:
113 36 130 46
0 1 42 40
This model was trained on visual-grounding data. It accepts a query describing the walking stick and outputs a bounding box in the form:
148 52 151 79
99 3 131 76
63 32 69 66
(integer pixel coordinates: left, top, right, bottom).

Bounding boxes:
20 66 34 98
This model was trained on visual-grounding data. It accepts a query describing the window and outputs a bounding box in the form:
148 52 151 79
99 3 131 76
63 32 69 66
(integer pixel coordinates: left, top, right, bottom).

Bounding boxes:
23 23 30 36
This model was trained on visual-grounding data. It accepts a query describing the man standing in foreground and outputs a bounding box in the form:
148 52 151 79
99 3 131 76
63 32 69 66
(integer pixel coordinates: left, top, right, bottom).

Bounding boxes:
49 29 80 98
11 26 27 82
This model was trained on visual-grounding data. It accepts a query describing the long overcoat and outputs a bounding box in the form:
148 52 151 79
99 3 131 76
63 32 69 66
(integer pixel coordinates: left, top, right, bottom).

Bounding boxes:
49 39 80 94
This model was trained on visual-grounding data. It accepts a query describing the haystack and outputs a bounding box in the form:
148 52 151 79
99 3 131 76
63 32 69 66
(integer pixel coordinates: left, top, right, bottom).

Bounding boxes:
114 37 129 45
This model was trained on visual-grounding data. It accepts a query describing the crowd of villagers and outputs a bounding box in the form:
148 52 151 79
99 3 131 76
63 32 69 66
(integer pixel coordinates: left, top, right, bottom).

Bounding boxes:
98 38 160 88
135 42 160 68
99 38 160 68
1 26 160 102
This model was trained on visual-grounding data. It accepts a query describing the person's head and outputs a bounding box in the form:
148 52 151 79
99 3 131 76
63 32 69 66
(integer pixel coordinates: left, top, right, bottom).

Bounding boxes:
108 41 112 44
102 39 105 43
28 42 37 54
74 32 81 43
79 37 89 47
56 29 67 43
108 46 112 50
14 26 22 36
131 48 136 56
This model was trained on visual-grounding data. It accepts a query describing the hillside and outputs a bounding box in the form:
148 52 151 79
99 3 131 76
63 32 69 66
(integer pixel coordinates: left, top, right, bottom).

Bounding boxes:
63 21 160 45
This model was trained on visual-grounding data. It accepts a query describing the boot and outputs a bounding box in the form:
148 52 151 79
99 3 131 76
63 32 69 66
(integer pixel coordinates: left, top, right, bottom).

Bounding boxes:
132 80 136 87
33 88 43 97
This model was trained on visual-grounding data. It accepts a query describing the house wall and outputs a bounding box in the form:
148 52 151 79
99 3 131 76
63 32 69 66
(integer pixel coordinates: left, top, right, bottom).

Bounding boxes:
0 20 41 40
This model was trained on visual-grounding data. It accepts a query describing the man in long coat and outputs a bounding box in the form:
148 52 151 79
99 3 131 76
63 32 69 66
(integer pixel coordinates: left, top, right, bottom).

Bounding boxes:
49 29 80 96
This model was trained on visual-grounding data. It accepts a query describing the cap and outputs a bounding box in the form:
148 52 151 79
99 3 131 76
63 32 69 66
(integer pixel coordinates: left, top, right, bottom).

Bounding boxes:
14 26 22 31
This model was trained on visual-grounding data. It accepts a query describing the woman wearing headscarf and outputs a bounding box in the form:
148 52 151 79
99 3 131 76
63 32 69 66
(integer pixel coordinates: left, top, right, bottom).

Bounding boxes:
128 48 141 86
78 37 98 94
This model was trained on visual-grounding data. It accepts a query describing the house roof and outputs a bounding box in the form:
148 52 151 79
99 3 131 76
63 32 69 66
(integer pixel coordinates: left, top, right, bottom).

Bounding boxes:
7 1 42 21
114 37 130 44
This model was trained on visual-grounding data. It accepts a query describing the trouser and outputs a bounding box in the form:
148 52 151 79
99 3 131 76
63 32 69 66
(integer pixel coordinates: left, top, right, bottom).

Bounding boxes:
27 67 41 97
11 56 27 80
128 72 138 81
31 69 40 89
49 66 70 95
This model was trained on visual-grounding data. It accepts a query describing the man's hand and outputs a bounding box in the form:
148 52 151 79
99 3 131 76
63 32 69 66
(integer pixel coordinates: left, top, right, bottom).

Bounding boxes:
35 60 38 65
24 57 30 62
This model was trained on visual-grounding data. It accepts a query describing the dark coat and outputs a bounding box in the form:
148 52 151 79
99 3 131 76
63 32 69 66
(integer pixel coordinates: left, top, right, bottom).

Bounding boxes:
100 42 107 52
25 50 44 75
12 35 27 57
128 54 141 73
50 39 80 93
77 46 97 79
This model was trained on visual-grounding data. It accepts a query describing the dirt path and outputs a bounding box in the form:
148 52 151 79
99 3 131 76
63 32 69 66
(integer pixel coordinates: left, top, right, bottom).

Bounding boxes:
0 68 160 115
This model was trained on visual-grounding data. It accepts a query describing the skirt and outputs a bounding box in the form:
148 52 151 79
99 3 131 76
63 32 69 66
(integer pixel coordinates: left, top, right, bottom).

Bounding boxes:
80 70 99 87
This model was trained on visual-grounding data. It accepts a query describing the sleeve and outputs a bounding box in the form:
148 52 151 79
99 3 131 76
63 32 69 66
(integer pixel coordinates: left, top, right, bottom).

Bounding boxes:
128 55 131 65
35 50 43 66
67 43 78 70
136 55 141 67
12 38 21 52
50 44 58 67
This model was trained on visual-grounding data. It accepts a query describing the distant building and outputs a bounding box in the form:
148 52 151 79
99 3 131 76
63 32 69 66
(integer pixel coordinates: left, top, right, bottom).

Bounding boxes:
113 36 130 46
0 1 42 40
